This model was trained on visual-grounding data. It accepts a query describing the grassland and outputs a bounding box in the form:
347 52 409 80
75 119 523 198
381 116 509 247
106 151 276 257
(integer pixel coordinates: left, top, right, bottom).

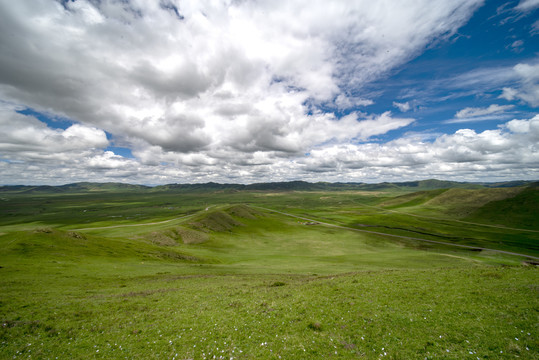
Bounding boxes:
0 183 538 359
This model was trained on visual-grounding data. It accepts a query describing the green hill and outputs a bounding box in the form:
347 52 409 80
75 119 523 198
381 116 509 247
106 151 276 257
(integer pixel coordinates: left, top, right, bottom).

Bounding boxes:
140 205 264 247
465 186 539 230
185 205 263 233
384 187 526 218
380 189 449 208
0 227 202 263
379 186 538 231
421 187 525 217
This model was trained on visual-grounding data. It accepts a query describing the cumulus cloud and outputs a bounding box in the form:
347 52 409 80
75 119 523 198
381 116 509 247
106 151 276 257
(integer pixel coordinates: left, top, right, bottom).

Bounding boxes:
3 110 537 185
0 0 481 154
6 0 537 185
86 151 139 170
297 115 539 181
0 104 108 157
505 115 539 137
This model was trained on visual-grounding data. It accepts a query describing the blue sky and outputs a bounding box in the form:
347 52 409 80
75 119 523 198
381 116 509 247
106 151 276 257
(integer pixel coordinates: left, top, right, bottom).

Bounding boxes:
364 0 538 138
0 0 538 185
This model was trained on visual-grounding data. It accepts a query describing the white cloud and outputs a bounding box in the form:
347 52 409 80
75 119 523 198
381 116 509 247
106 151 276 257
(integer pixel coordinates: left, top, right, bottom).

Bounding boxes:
442 104 516 124
408 61 539 108
0 104 108 157
86 151 139 170
447 66 516 90
498 63 539 107
335 94 374 109
505 115 539 137
515 0 539 12
444 114 514 124
296 115 539 181
393 101 411 112
455 104 515 118
2 111 537 185
509 39 524 52
0 0 482 156
500 87 520 102
10 0 539 185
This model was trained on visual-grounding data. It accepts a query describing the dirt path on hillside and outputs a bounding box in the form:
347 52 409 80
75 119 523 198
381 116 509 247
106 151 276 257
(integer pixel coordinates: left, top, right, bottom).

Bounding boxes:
71 214 195 231
252 206 539 261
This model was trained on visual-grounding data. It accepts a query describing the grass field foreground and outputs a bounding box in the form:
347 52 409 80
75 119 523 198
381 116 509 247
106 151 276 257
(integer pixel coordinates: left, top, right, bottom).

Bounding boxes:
0 185 538 359
1 263 537 359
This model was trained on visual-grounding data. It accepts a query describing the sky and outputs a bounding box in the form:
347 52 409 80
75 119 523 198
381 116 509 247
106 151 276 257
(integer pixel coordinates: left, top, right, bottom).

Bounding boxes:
0 0 538 185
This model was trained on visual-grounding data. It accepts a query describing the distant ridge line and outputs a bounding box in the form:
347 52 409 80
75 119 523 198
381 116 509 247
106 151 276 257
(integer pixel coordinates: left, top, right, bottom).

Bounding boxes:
1 179 537 193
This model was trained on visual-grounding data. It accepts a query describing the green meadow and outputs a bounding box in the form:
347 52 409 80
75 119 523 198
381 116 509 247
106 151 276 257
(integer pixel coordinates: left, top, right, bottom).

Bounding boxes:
0 183 538 359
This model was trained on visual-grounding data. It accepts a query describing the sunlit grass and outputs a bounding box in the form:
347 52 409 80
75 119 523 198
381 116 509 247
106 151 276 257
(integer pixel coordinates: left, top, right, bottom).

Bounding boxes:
1 263 537 359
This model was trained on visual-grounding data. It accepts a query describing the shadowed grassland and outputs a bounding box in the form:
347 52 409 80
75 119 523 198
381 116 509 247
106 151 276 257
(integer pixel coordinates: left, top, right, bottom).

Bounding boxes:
0 186 538 358
465 186 539 229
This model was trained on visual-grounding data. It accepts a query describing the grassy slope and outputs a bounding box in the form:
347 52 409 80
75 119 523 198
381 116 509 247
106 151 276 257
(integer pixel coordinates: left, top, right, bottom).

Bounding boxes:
238 189 539 257
416 187 526 218
374 187 525 218
0 190 538 359
378 189 449 209
465 186 539 230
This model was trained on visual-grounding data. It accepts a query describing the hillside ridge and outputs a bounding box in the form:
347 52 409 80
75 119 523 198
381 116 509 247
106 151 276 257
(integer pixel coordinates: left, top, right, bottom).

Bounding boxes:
1 179 537 193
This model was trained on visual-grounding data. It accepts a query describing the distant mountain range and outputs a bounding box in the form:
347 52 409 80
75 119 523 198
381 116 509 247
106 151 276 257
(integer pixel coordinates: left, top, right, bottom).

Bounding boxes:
1 179 537 194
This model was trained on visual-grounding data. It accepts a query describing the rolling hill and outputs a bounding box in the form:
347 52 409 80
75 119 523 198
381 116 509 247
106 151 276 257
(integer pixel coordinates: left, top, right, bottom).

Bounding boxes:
0 183 538 359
